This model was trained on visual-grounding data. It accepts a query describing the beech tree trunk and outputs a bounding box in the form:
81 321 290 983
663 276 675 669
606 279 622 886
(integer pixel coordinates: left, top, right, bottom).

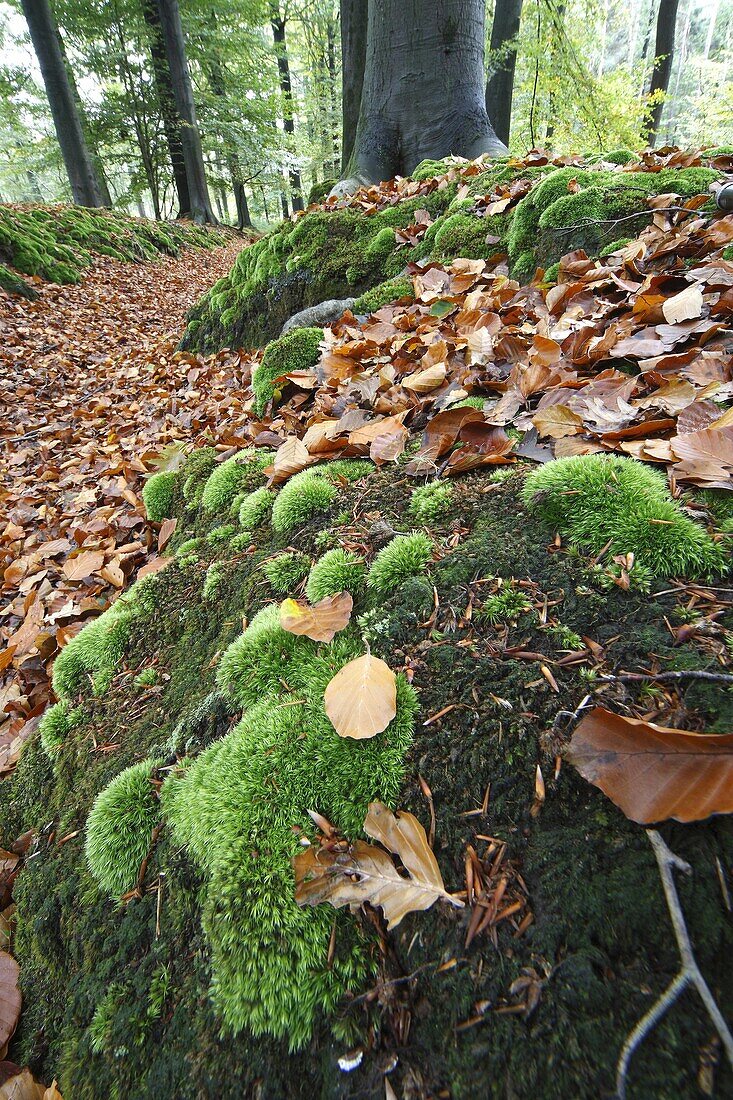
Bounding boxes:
20 0 108 207
345 0 506 189
155 0 217 223
646 0 681 145
340 0 367 173
485 0 523 147
141 0 191 217
271 4 304 212
203 33 252 230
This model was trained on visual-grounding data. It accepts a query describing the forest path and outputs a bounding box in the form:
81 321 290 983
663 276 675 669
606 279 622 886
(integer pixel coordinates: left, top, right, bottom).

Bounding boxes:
0 237 252 765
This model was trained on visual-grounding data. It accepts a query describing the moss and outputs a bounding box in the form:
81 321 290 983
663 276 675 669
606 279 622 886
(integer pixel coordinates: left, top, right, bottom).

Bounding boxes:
238 487 274 531
600 237 632 257
203 561 227 600
216 603 314 709
477 581 534 625
134 667 159 689
305 548 365 604
85 759 162 897
367 532 434 596
254 328 323 416
522 455 726 578
307 178 337 205
271 471 337 534
317 458 373 483
38 700 83 757
181 447 218 504
432 213 495 260
142 472 178 523
263 551 312 594
0 262 35 298
51 598 137 701
409 482 454 524
201 450 274 514
723 244 733 261
207 524 236 545
353 277 414 314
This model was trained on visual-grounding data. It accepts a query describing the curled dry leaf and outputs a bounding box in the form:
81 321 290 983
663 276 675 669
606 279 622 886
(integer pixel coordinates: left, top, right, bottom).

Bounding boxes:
280 592 353 643
402 363 447 393
271 435 312 481
324 652 396 739
294 801 463 929
566 706 733 824
0 1068 63 1099
661 283 704 324
0 951 21 1058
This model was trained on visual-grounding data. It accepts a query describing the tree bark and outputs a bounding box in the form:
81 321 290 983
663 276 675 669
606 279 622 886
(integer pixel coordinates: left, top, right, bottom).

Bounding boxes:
141 0 191 217
340 0 367 173
20 0 108 207
155 0 217 223
485 0 523 147
345 0 506 189
271 4 304 212
646 0 681 145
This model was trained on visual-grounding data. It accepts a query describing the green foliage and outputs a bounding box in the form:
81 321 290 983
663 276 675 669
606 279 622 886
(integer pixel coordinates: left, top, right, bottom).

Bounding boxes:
85 759 161 897
254 328 323 415
262 551 311 594
409 482 454 524
207 524 236 545
353 277 414 314
238 487 274 531
216 603 314 709
88 985 125 1054
477 582 533 625
142 472 178 523
203 562 227 600
306 549 365 604
271 470 337 534
307 179 337 204
52 598 136 701
201 450 274 514
317 458 373 483
522 455 725 578
38 701 82 757
134 667 158 689
367 533 434 596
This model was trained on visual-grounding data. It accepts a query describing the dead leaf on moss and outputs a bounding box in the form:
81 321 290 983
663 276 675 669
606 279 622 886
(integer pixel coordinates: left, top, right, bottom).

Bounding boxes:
0 952 21 1059
566 707 733 824
280 593 353 643
294 801 463 928
324 653 396 739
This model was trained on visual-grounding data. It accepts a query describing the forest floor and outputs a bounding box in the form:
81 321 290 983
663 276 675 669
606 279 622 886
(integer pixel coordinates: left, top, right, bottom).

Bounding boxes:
0 238 249 769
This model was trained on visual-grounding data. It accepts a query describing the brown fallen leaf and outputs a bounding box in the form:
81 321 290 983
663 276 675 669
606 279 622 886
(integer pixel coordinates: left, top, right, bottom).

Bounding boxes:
280 593 353 643
62 550 106 582
566 706 733 824
402 362 447 392
0 952 21 1059
272 435 312 481
324 652 397 739
0 1068 62 1099
661 283 704 324
294 801 463 928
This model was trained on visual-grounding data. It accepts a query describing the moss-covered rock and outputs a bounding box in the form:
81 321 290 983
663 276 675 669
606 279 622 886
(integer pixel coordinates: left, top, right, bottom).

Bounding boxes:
254 327 323 415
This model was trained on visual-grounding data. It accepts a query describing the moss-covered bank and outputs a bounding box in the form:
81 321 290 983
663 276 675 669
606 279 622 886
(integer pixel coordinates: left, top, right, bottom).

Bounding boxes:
2 444 731 1099
182 154 721 352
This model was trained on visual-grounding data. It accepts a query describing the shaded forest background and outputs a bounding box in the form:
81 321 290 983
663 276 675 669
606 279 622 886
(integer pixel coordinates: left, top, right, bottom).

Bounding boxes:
0 0 731 225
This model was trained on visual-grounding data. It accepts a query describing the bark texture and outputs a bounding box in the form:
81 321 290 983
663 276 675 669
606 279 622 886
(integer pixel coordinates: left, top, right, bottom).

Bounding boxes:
340 0 368 173
646 0 681 145
345 0 507 188
141 0 191 217
155 0 217 223
485 0 523 147
20 0 108 207
271 5 304 212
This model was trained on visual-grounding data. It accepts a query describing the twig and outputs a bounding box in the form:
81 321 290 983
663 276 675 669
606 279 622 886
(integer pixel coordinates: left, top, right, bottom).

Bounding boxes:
615 830 733 1099
599 669 733 685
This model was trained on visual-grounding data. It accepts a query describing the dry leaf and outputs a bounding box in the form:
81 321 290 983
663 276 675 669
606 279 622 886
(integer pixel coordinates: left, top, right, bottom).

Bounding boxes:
566 706 733 824
661 283 704 324
62 551 105 582
324 653 396 739
0 1068 53 1100
272 436 312 480
294 801 463 928
531 405 584 439
0 952 21 1057
280 593 353 643
402 363 447 393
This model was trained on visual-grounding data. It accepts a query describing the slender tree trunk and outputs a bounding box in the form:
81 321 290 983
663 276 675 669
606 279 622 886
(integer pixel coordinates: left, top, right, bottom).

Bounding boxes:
703 0 720 61
340 0 368 173
270 5 304 211
345 0 506 189
56 29 113 205
20 0 108 207
326 17 340 176
155 0 217 223
203 35 250 229
646 0 681 145
545 1 566 143
485 0 523 147
26 171 44 201
141 0 191 217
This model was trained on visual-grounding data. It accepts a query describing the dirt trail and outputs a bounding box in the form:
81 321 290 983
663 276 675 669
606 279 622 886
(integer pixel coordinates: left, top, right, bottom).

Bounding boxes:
0 239 250 764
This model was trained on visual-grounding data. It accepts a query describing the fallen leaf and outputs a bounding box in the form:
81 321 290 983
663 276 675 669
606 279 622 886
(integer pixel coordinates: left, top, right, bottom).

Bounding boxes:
661 283 704 324
62 551 105 582
566 706 733 824
324 652 397 739
402 363 447 393
294 801 463 928
0 953 21 1058
532 405 584 439
280 593 353 643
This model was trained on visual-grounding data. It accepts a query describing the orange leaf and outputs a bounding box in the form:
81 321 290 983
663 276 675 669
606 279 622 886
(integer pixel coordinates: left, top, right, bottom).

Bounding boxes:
324 653 397 739
280 592 353 643
62 550 105 581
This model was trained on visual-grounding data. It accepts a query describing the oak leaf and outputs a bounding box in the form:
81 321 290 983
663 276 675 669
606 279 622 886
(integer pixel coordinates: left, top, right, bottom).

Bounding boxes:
324 653 396 739
280 593 353 643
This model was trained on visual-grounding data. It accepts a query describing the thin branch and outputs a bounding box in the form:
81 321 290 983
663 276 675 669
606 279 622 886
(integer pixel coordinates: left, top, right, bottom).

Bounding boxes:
615 830 733 1099
599 669 733 685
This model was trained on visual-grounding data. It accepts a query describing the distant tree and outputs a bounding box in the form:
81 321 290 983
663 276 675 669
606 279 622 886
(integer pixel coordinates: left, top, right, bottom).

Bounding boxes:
339 0 366 172
155 0 217 222
19 0 108 207
486 0 524 146
141 0 190 217
646 0 681 144
270 2 304 211
343 0 506 189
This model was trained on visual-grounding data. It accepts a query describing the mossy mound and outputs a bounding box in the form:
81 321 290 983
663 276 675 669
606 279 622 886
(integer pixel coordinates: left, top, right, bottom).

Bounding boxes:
2 444 731 1098
0 203 225 295
182 154 722 352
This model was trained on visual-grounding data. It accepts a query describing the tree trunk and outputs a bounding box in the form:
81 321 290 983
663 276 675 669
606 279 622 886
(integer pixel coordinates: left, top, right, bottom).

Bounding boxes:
485 0 523 147
326 17 340 176
345 0 506 189
56 28 113 206
141 0 191 217
155 0 217 223
20 0 108 207
340 0 367 174
271 5 304 211
646 0 681 145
